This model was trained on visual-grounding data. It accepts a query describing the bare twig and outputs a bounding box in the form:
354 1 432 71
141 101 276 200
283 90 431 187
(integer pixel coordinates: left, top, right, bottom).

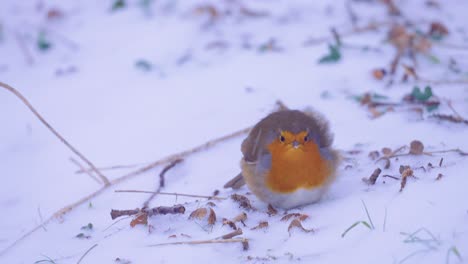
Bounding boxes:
382 174 400 180
70 157 102 184
0 82 110 186
110 205 186 220
147 238 249 250
362 168 382 185
431 114 468 125
158 159 183 189
37 207 47 232
115 189 226 200
75 163 145 174
304 21 393 46
76 244 98 264
142 159 183 208
218 228 243 239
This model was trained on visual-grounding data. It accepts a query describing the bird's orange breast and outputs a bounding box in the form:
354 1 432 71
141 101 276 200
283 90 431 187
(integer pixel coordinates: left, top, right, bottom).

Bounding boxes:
265 140 330 193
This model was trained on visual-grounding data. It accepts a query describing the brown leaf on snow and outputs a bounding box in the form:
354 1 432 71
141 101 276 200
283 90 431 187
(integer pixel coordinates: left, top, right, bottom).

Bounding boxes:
231 194 254 211
267 204 278 216
372 68 387 80
208 208 217 226
222 218 238 230
251 221 269 230
232 212 248 223
281 213 309 222
382 147 392 156
368 150 380 160
130 213 148 227
189 208 208 220
399 165 414 192
288 219 314 234
429 22 449 37
388 24 411 51
409 140 424 155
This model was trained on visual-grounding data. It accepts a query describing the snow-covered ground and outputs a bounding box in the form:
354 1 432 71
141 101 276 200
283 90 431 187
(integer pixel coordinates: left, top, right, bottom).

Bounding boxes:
1 0 468 263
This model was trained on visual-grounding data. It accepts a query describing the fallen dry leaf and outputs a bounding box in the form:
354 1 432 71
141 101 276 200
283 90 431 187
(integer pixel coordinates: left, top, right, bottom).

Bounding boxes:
267 204 278 216
231 194 254 211
382 147 392 156
288 219 314 234
222 218 238 230
251 221 269 230
189 208 208 220
372 68 386 80
208 208 217 226
232 212 248 223
281 213 309 222
399 165 414 192
130 213 148 227
429 22 449 37
409 140 424 155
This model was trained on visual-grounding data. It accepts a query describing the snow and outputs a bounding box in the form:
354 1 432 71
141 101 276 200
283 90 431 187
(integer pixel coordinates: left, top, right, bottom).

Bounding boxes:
1 0 468 263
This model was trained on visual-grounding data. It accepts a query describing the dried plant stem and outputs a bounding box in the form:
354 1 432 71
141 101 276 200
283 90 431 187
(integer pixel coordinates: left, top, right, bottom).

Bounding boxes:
363 168 382 185
115 189 226 200
304 21 393 46
218 228 243 239
148 238 249 248
110 205 186 220
0 82 110 186
76 244 98 264
142 159 183 208
75 163 145 174
70 157 102 184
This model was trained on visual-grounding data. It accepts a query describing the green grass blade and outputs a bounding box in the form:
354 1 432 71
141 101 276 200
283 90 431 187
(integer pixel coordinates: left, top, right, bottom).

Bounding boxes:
361 200 375 229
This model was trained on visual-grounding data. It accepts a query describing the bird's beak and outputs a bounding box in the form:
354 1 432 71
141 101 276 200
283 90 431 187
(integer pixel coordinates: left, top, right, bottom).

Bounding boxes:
292 141 300 149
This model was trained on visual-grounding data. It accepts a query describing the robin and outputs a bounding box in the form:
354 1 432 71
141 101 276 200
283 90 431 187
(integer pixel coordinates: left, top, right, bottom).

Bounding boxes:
224 109 340 209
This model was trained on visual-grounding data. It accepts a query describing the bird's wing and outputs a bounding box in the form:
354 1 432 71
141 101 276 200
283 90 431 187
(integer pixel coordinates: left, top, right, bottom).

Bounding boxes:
223 172 246 189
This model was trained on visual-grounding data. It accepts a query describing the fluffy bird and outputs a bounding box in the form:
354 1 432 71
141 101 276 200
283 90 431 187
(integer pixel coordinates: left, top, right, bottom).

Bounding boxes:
224 109 340 209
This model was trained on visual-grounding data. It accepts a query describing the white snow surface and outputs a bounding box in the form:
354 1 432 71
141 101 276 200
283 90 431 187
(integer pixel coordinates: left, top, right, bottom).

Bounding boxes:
1 0 468 263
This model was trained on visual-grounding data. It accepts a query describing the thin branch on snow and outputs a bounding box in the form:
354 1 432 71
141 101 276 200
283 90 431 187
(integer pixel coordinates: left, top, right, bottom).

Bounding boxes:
70 157 102 184
147 238 249 250
76 243 98 264
110 205 186 220
0 82 110 186
115 189 226 200
142 159 183 209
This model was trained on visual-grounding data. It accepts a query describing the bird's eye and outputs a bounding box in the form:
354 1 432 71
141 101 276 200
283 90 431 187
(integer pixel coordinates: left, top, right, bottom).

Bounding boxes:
279 135 285 142
304 135 309 142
